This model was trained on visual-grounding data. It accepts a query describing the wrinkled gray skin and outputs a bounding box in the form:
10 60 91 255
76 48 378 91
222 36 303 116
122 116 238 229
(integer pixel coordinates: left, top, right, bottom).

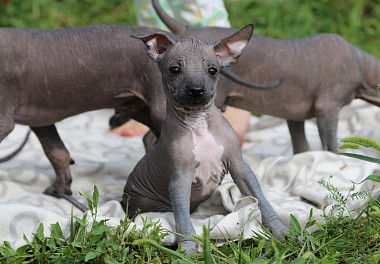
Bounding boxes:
121 25 288 254
152 0 380 153
0 25 168 197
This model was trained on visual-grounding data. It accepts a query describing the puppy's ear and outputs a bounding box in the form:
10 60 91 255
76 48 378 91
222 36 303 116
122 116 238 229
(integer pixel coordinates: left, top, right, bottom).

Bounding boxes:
132 32 175 62
212 24 253 68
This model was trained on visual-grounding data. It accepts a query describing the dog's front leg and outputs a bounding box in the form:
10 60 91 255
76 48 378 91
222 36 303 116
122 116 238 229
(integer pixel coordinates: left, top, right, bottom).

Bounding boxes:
228 156 289 240
168 173 197 254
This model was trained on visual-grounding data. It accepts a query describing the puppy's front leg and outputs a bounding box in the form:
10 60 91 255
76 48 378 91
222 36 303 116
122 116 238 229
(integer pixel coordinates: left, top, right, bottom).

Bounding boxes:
168 173 197 254
228 155 288 240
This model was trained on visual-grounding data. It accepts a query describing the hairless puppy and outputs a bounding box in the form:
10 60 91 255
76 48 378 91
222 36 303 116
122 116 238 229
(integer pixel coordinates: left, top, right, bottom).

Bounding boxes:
121 25 288 254
152 0 380 154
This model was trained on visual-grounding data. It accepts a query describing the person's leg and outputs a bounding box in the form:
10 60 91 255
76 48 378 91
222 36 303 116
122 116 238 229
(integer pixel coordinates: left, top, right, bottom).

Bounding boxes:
110 119 149 137
222 106 251 146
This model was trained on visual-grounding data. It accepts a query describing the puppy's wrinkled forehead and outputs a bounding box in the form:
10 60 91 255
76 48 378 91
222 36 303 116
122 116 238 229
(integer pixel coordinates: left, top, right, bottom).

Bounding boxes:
164 38 218 66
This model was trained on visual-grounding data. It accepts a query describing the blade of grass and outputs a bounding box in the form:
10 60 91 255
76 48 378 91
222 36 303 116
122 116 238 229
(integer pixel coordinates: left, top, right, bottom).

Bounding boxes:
336 152 380 164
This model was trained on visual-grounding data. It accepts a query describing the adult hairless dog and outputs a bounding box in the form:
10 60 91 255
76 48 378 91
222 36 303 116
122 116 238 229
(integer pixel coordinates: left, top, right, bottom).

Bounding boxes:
121 25 288 254
0 24 276 208
152 0 380 153
0 25 170 203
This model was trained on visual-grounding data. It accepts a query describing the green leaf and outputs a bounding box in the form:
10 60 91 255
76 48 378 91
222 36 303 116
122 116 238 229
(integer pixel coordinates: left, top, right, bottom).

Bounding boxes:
81 191 94 213
290 214 302 234
73 215 88 227
91 224 109 236
93 185 99 208
369 214 380 226
133 239 193 263
305 220 316 229
15 244 28 255
105 258 121 264
0 241 16 256
85 250 102 262
305 208 316 229
293 252 314 263
35 223 45 241
365 174 380 183
71 241 83 248
202 225 212 264
50 222 65 240
336 152 380 164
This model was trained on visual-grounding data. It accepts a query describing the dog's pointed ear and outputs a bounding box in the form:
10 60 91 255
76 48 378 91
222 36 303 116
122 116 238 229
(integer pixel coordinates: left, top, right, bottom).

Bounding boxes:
132 32 175 62
212 24 253 68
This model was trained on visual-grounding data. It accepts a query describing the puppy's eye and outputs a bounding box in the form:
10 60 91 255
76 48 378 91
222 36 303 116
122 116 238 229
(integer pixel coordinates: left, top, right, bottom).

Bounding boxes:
208 67 217 76
169 66 181 75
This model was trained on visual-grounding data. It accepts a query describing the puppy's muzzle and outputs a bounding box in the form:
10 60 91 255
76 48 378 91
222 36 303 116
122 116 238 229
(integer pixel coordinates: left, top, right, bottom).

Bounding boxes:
186 85 205 97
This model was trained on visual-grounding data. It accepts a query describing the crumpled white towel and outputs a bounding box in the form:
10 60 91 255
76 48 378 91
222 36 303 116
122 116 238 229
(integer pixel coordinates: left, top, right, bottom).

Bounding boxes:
0 99 379 248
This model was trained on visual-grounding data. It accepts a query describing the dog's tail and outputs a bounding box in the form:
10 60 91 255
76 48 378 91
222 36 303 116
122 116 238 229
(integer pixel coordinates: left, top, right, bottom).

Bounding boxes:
152 0 187 35
57 192 89 212
0 129 31 162
221 68 281 89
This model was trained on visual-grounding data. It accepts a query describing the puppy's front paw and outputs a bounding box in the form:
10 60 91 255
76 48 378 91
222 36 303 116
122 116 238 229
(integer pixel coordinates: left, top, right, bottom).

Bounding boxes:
271 222 290 241
178 240 198 254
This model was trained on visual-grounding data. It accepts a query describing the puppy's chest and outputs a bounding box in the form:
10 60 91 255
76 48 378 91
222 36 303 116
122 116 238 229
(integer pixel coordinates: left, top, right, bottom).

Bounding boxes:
187 117 226 196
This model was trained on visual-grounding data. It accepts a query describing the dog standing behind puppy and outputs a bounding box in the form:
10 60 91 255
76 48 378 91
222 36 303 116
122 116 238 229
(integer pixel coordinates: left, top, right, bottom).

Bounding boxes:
121 25 288 254
152 0 380 154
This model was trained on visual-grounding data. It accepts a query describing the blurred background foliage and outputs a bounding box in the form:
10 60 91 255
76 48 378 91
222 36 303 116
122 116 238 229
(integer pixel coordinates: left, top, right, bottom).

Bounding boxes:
0 0 379 57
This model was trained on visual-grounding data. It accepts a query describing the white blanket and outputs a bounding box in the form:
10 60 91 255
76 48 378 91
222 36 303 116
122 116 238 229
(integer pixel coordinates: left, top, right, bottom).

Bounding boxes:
1 100 379 248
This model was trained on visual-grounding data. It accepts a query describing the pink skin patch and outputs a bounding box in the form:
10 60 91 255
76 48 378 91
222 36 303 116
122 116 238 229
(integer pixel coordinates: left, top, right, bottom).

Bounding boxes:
185 113 225 201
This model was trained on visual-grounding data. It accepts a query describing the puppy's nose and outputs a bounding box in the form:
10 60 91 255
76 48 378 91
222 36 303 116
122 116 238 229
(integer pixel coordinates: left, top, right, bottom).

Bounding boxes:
187 85 205 97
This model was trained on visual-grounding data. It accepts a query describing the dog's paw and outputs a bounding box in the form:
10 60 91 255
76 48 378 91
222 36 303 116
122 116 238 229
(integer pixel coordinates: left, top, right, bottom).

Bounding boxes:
44 184 72 198
178 240 198 255
271 222 290 241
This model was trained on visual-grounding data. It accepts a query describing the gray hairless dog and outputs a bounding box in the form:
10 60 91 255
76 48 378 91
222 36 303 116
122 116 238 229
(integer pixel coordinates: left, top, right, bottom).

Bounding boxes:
121 25 288 254
152 0 380 154
0 25 169 202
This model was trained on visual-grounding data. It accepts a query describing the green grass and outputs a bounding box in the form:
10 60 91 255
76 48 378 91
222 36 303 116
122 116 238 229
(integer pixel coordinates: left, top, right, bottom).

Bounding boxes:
1 0 380 57
0 178 379 263
0 0 137 28
224 0 380 58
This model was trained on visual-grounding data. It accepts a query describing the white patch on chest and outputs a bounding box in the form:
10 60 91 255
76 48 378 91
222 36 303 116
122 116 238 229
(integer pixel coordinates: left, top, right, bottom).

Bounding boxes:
185 114 225 199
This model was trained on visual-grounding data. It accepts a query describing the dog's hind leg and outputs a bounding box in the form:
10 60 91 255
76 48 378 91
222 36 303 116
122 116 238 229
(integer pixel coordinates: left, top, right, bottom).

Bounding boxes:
31 125 88 212
31 125 74 196
287 120 310 154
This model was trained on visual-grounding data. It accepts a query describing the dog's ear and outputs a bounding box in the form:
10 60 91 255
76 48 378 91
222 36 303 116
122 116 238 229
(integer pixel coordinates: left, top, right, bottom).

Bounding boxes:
212 24 253 68
132 32 175 62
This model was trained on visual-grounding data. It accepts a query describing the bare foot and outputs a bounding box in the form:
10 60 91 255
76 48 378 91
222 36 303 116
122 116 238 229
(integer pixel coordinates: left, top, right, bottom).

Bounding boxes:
110 119 149 137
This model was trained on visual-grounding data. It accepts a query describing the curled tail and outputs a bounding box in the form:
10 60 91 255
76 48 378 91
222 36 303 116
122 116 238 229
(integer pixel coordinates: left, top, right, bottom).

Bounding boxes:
0 129 31 162
221 68 282 89
152 0 187 35
356 47 380 106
